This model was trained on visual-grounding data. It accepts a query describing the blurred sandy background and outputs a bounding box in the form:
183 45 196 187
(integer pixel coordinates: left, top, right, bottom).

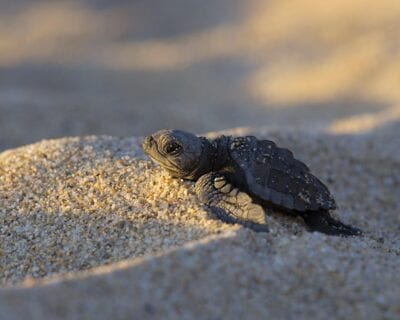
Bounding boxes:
1 0 399 151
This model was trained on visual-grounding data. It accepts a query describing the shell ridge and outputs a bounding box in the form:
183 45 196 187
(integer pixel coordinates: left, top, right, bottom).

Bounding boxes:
229 136 335 211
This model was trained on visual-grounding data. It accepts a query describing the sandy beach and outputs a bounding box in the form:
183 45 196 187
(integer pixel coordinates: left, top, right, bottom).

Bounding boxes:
0 126 399 319
1 0 400 151
1 1 400 318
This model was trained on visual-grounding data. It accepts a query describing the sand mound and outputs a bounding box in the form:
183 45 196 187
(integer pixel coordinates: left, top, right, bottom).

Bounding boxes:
0 127 399 319
0 136 232 286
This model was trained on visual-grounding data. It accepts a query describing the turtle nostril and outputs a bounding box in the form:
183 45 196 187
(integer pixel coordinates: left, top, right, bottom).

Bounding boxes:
143 136 154 148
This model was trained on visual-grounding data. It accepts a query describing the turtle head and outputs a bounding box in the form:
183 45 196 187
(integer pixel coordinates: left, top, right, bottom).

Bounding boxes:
142 129 207 179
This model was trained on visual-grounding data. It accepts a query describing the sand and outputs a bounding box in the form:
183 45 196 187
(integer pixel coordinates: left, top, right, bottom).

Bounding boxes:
0 126 399 319
2 0 400 152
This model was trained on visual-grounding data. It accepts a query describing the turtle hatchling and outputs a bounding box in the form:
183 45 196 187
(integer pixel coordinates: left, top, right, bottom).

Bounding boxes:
142 129 361 236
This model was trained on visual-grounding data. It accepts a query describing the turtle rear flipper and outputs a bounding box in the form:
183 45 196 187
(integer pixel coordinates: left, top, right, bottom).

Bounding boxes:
302 211 362 237
195 172 269 232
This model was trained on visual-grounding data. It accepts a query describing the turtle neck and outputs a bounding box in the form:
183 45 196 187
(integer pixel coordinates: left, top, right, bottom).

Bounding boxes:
184 135 230 180
209 135 230 171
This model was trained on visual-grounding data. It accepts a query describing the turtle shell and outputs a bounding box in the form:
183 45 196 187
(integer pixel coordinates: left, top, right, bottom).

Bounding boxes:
228 136 336 212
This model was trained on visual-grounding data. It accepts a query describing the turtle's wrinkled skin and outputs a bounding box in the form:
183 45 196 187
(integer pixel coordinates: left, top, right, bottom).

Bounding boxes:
142 129 361 236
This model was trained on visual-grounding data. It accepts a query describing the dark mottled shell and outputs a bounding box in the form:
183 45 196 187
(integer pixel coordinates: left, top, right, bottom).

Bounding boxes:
229 136 336 212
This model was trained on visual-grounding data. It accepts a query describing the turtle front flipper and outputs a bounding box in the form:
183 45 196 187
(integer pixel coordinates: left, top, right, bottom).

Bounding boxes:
195 172 268 232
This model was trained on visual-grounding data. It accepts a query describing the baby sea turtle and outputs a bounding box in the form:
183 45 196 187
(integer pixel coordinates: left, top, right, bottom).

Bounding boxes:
142 129 361 236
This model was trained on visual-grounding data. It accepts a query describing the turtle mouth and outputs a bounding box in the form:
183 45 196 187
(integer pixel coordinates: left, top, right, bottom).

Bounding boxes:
150 156 182 175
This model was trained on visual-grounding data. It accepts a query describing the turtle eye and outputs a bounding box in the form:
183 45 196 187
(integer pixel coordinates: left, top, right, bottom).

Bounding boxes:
164 142 182 155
